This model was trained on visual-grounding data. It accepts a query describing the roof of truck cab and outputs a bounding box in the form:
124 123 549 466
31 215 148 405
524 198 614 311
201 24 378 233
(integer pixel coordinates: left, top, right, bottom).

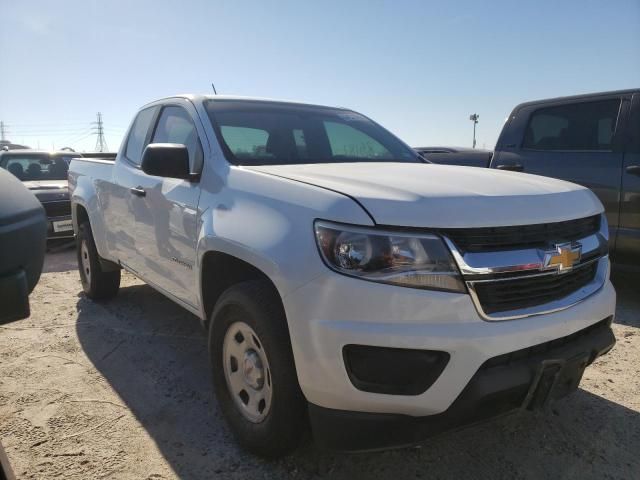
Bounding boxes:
513 88 639 110
141 94 351 111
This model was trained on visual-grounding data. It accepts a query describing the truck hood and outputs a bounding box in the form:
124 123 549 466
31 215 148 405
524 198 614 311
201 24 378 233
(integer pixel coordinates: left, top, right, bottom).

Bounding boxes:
246 163 603 228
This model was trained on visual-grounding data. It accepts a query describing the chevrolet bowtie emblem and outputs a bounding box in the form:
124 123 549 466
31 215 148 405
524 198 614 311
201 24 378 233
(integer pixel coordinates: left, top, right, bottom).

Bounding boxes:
543 242 582 273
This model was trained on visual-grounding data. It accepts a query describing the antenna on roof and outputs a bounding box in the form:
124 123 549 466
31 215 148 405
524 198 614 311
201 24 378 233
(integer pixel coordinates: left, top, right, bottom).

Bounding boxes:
211 83 218 95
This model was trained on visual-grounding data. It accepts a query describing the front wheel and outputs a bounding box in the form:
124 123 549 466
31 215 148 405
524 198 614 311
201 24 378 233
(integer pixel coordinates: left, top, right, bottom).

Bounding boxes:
76 222 120 300
209 280 307 458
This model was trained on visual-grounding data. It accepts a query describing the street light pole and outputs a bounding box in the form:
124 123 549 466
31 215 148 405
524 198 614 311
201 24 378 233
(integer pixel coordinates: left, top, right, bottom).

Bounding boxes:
469 113 479 149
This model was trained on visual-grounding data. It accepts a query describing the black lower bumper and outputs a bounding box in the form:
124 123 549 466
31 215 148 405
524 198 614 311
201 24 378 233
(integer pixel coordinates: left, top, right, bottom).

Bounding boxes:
309 318 616 452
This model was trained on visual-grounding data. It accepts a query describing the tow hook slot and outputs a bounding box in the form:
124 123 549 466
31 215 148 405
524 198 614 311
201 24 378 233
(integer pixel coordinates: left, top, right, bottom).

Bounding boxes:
523 354 591 411
523 359 565 411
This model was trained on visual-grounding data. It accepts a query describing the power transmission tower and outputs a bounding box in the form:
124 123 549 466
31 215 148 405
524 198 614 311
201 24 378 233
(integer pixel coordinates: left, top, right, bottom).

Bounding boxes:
92 112 109 152
0 121 6 142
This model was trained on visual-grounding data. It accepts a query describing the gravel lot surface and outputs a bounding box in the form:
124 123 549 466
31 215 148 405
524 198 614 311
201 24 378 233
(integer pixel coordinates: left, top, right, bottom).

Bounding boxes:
0 249 638 479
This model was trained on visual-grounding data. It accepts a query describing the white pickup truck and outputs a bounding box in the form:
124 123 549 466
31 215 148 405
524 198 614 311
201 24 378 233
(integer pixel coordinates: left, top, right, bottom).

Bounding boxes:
69 95 616 457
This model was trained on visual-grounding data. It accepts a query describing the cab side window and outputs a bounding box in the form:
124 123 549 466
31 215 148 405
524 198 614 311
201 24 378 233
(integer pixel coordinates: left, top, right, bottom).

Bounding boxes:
152 106 203 167
629 96 640 154
124 107 157 165
523 99 621 151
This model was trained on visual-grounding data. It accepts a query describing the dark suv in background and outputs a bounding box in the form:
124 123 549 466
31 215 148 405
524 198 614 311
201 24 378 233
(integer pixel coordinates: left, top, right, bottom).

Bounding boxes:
0 150 82 241
415 146 493 167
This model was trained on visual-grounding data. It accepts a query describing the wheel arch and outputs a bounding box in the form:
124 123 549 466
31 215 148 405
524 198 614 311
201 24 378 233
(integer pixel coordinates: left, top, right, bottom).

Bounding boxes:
200 250 285 329
72 201 90 233
73 201 119 272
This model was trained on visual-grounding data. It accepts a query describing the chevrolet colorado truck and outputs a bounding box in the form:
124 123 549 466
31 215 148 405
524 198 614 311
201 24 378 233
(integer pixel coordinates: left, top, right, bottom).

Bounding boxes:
69 95 616 457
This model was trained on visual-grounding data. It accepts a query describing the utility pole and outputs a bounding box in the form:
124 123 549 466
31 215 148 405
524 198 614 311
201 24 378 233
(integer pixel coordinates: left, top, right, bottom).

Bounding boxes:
469 113 479 149
0 121 6 142
92 112 109 152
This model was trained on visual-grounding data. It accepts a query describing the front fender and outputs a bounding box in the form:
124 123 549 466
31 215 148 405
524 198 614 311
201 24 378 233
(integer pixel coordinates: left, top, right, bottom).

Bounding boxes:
194 167 374 319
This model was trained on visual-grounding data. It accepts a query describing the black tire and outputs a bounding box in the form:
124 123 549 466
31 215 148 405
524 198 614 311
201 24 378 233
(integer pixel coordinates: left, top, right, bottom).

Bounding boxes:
209 280 307 458
76 222 120 300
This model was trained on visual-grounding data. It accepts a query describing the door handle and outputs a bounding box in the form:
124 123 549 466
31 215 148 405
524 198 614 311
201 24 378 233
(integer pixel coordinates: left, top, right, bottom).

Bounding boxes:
130 186 146 197
495 163 524 172
626 165 640 176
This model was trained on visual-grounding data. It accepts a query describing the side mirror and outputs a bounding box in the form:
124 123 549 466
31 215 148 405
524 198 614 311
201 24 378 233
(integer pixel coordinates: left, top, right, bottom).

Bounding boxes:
141 143 196 181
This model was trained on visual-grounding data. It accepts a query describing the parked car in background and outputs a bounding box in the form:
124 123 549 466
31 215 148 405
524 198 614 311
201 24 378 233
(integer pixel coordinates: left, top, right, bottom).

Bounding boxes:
415 146 493 167
0 140 30 151
69 95 615 457
418 89 640 264
0 150 81 240
0 168 47 323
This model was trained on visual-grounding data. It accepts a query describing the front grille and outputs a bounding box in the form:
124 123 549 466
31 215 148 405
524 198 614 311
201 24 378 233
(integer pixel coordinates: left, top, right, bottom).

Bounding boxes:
442 215 600 253
473 261 598 315
42 200 71 218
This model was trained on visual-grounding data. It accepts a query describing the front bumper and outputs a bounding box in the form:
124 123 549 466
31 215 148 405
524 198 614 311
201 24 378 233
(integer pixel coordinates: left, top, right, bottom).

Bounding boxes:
308 317 615 451
283 270 616 417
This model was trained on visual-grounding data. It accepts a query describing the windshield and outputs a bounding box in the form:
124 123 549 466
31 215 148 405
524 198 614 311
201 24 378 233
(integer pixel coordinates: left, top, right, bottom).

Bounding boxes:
205 100 421 166
0 155 74 181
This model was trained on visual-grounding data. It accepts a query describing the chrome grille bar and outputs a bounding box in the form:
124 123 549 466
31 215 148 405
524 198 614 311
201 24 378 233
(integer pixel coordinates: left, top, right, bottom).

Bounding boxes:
443 214 609 321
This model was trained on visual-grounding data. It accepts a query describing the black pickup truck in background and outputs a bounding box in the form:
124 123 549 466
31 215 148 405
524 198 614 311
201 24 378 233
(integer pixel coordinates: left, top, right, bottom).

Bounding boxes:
415 146 493 167
0 150 81 240
0 150 117 243
417 89 640 264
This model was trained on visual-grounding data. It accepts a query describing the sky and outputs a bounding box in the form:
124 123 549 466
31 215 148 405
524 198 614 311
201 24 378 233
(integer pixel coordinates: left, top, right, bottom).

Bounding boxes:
1 0 639 153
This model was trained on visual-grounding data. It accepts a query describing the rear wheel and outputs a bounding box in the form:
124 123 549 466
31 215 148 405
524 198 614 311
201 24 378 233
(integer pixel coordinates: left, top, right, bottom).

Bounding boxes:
209 280 307 458
77 222 120 300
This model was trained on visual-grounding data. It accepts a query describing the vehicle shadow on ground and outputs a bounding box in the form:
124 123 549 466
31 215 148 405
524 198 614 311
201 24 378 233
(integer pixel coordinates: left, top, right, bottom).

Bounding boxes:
611 269 640 328
76 283 640 479
43 248 77 274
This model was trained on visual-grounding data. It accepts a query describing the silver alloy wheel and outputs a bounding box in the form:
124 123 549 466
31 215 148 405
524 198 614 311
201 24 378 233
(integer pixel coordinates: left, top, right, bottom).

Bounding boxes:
80 240 91 285
222 321 273 423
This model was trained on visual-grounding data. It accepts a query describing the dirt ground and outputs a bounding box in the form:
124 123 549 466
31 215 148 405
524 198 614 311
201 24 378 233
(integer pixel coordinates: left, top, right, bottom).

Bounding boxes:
0 249 638 480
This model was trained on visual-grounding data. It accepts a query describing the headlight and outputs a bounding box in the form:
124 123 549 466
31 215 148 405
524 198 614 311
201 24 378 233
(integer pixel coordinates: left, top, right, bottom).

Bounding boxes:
314 221 466 293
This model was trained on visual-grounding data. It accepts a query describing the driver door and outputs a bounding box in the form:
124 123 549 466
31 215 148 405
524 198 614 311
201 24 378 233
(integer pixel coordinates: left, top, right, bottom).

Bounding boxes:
134 103 204 307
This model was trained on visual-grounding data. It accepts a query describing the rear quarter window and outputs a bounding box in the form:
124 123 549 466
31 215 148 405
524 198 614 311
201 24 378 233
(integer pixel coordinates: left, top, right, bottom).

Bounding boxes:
522 99 621 151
